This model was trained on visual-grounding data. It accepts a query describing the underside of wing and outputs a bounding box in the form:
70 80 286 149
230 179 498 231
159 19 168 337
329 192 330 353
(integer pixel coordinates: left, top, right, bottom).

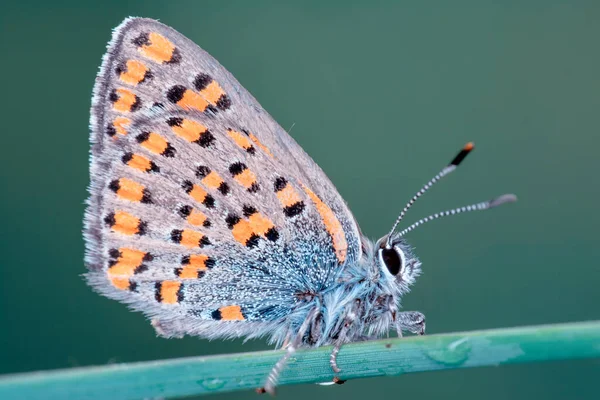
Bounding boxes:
85 18 361 339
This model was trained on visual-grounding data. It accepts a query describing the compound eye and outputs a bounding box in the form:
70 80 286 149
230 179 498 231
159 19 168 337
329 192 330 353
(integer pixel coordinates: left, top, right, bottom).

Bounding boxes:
380 246 403 276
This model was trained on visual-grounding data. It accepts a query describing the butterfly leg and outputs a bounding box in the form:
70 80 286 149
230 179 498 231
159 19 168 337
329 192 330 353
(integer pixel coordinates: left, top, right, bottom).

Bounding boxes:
308 312 323 345
396 311 426 336
329 298 362 374
330 342 343 373
317 329 351 385
262 308 319 395
280 333 291 350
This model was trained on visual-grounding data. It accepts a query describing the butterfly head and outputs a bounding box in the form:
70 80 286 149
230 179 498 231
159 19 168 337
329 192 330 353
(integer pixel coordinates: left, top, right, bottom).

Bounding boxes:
375 236 421 290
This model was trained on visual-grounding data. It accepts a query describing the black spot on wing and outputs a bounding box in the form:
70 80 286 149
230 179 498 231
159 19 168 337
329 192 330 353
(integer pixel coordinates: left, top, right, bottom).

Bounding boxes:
131 96 142 112
132 32 150 47
134 264 149 274
197 131 215 148
218 182 230 195
196 165 211 178
242 205 257 217
106 123 117 137
166 48 182 64
167 117 183 127
194 73 212 91
104 212 116 227
138 221 148 236
171 229 183 243
216 94 232 110
108 179 120 193
166 85 186 103
225 214 240 229
245 234 261 248
205 257 216 268
203 195 215 209
182 180 194 193
229 162 247 176
141 189 152 204
265 227 279 242
248 183 260 193
178 205 192 218
274 177 287 192
284 202 305 217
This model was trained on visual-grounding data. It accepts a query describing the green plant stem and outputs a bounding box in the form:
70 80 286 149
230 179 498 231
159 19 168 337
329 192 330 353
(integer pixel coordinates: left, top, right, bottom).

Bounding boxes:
1 321 599 399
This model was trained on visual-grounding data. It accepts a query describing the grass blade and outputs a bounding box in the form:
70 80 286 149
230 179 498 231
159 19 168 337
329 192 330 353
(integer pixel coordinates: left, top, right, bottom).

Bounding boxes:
1 321 599 399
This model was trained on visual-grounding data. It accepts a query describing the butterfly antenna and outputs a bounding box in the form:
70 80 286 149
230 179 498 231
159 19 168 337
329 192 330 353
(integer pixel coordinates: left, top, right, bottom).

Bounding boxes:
385 142 475 247
397 194 517 237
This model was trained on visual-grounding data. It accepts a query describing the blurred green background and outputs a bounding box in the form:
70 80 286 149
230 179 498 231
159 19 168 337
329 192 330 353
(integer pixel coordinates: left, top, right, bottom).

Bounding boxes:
1 0 599 399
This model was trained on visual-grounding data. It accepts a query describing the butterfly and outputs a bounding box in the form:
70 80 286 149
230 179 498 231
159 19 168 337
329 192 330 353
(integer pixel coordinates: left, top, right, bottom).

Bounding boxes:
84 17 516 394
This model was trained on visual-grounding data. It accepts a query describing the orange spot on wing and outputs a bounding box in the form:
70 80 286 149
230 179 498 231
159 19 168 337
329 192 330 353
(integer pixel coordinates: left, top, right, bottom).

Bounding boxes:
113 88 137 112
276 184 302 208
187 209 208 227
189 184 208 204
127 154 152 172
171 119 207 142
178 254 209 279
142 132 168 155
231 219 254 245
110 277 130 290
160 281 181 304
248 133 273 157
202 171 224 190
178 266 199 279
177 90 209 112
120 60 148 85
181 230 204 248
201 81 226 104
113 211 141 235
113 117 130 135
247 213 274 236
219 305 245 321
230 213 274 245
227 129 253 151
188 254 209 268
140 32 176 63
234 169 257 189
303 186 348 263
108 248 145 277
120 248 146 262
116 178 145 202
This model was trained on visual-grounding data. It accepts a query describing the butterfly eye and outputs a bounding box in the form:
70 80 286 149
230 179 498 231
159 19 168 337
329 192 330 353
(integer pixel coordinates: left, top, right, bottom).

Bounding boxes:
378 246 405 277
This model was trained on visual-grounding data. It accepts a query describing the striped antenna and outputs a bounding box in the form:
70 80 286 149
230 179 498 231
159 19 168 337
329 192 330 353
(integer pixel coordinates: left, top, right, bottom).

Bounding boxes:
385 142 475 247
397 194 517 237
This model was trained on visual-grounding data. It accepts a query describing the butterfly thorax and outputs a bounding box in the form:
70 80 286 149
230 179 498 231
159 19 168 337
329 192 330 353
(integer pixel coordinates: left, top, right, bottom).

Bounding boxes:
276 237 419 348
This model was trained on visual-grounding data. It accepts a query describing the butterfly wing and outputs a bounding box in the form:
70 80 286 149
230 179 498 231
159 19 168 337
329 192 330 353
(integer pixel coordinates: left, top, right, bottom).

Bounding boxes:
85 18 361 340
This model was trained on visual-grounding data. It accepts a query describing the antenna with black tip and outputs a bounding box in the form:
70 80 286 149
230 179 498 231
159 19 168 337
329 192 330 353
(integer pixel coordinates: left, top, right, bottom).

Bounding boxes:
385 142 515 246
